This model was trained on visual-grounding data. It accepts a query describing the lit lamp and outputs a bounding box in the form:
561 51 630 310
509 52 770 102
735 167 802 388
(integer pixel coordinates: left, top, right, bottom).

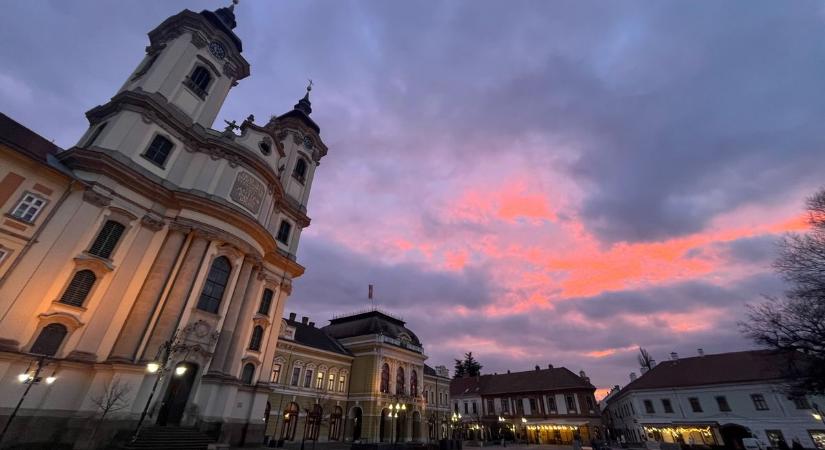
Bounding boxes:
521 418 527 423
17 373 30 383
175 366 187 376
146 362 160 373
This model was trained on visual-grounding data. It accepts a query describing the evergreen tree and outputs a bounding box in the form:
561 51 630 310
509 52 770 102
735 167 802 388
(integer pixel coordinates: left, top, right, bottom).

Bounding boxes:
453 358 466 379
464 352 482 376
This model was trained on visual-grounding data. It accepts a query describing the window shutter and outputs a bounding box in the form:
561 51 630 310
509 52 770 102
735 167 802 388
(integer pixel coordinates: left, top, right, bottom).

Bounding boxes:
88 221 126 258
59 270 97 307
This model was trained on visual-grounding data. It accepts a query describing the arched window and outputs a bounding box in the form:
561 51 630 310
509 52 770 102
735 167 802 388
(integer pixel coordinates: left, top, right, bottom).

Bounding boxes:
258 288 273 315
293 158 308 183
187 66 212 98
88 220 126 259
282 402 299 440
396 366 405 395
59 270 96 307
241 363 255 385
305 404 322 440
380 363 390 393
197 256 231 313
329 406 343 441
30 323 68 356
411 370 418 397
249 326 264 351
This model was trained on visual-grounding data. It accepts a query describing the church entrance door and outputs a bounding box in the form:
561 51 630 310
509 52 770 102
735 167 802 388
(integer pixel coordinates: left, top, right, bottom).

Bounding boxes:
157 362 198 426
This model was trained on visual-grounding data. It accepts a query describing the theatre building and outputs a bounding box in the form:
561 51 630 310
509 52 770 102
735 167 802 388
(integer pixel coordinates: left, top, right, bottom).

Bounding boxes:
264 310 452 444
450 365 602 444
601 350 825 450
0 3 328 447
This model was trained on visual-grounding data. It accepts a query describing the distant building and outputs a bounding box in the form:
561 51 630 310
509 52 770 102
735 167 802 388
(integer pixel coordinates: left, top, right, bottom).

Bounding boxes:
601 350 825 449
450 365 602 444
265 310 452 444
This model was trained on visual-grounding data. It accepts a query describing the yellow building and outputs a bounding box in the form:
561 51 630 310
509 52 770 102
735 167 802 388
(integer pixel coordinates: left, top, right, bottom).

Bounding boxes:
265 310 452 445
0 4 328 448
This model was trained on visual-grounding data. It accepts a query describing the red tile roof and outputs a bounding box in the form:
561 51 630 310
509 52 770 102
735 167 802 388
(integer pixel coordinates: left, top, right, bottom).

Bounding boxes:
450 367 594 396
0 113 63 164
614 350 800 399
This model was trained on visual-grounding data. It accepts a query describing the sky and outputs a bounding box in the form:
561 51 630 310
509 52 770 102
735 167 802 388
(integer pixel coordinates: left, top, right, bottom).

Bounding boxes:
4 0 825 395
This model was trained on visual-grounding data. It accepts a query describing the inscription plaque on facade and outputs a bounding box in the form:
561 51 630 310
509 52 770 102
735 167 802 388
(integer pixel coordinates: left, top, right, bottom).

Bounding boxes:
230 171 265 214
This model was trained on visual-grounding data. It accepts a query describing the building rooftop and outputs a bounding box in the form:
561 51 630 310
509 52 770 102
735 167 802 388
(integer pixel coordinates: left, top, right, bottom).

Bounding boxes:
283 316 352 357
323 309 422 347
610 349 801 401
450 366 594 396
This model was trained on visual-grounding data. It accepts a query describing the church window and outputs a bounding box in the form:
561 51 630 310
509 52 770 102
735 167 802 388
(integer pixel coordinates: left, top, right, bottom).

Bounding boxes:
185 66 212 99
276 220 292 245
249 326 264 351
30 323 68 356
196 256 231 314
59 270 97 307
88 220 125 259
396 366 405 395
410 370 418 397
380 363 390 393
11 192 47 223
241 363 255 385
293 158 308 183
142 135 174 167
86 122 107 147
258 288 273 315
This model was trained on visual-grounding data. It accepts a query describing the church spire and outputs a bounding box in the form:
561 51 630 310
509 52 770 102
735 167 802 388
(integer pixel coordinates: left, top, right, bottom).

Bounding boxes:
293 80 313 116
214 0 239 30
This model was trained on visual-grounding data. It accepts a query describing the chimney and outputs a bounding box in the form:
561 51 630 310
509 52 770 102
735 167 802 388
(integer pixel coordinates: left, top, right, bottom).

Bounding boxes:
629 372 637 382
535 365 540 371
670 352 679 361
613 385 620 391
697 348 704 357
288 312 296 321
649 358 656 367
507 370 511 374
579 370 586 378
641 367 648 374
308 321 315 328
548 364 554 369
301 316 309 325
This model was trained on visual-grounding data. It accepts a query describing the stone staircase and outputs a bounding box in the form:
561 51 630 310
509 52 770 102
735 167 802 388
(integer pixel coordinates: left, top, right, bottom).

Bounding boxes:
125 426 217 450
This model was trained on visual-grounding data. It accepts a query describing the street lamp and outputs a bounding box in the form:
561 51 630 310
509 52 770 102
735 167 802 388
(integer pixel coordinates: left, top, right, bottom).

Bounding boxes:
0 356 56 445
813 403 825 425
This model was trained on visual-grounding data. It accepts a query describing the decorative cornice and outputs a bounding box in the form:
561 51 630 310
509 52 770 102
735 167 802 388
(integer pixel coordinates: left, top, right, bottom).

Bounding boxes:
82 189 112 208
266 118 329 162
141 213 166 231
279 277 293 295
73 254 115 274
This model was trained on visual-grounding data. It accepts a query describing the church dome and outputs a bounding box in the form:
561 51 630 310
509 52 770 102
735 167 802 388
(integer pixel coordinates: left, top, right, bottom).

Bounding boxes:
322 310 422 347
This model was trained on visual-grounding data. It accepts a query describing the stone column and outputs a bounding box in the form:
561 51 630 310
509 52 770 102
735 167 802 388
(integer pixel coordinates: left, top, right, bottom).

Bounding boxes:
141 232 210 361
220 269 263 376
207 256 257 374
108 225 187 362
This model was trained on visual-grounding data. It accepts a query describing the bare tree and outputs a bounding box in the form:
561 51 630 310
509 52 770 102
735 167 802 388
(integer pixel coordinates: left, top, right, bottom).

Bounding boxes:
87 377 133 447
637 347 654 371
740 188 825 395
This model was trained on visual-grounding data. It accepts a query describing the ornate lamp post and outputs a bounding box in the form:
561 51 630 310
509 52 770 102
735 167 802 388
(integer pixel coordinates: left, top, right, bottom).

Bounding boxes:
451 411 462 441
389 400 407 449
0 356 56 444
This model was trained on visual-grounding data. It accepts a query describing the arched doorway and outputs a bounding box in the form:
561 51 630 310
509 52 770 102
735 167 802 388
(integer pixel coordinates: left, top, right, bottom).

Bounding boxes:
396 411 407 442
281 402 299 441
351 407 363 441
412 411 421 442
380 408 390 442
721 424 751 450
156 362 198 426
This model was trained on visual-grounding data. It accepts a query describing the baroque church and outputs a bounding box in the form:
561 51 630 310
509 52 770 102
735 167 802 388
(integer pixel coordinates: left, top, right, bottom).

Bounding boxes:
0 3 325 447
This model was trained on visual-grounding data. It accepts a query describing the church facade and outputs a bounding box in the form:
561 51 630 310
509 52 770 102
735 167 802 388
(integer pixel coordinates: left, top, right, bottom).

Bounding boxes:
264 310 452 445
0 4 326 447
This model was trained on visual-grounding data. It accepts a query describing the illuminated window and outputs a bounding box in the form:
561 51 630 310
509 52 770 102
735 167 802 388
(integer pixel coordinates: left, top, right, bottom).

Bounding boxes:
316 371 324 389
271 363 281 383
338 374 346 392
328 373 335 390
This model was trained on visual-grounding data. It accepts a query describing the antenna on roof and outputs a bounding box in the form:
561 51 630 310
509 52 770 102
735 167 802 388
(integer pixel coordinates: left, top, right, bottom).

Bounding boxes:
368 284 375 311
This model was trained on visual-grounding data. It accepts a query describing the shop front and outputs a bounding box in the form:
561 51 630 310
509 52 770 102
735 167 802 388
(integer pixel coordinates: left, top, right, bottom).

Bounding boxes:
642 423 720 446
